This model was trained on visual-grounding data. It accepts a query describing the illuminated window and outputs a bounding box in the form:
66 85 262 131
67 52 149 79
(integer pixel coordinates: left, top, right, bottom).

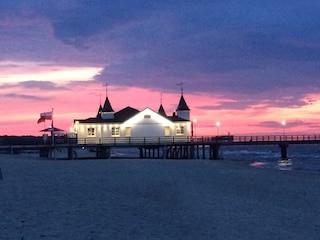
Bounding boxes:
125 127 131 137
176 126 184 135
87 127 95 137
164 126 170 136
111 127 120 137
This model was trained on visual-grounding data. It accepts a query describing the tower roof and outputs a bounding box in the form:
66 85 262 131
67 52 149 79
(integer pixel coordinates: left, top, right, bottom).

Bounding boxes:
158 104 167 117
102 97 114 112
96 104 103 118
176 95 190 111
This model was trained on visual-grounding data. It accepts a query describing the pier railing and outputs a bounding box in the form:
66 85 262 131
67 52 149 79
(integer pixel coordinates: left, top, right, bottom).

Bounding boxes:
1 135 320 151
194 135 320 144
73 134 320 146
231 135 320 143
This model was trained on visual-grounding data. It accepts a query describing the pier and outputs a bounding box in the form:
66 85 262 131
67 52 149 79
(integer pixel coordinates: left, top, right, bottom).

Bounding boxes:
1 134 320 160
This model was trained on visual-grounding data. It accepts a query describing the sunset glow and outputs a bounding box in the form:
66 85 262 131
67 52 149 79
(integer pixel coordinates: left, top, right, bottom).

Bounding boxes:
1 1 319 136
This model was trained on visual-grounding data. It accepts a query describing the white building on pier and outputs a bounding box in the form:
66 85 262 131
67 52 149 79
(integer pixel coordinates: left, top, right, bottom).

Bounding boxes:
72 93 191 144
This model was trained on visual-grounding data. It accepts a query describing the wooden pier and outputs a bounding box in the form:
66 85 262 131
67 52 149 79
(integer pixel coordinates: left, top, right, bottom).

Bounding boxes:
1 134 320 160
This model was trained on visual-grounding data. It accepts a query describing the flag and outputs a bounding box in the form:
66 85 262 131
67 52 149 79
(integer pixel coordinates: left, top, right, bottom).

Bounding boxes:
37 111 53 124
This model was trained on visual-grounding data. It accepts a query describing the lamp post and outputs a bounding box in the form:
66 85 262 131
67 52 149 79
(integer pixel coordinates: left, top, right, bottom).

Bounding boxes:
193 119 197 138
216 121 220 136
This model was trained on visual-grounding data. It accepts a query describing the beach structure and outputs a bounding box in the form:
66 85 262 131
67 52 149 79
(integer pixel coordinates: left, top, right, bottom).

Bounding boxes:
4 90 320 160
72 94 191 144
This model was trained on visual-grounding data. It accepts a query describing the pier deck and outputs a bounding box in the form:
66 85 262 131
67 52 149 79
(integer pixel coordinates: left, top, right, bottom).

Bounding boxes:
1 134 320 160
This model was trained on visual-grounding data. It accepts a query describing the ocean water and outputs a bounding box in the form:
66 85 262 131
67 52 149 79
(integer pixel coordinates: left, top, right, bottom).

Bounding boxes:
220 144 320 173
25 143 320 173
108 144 320 173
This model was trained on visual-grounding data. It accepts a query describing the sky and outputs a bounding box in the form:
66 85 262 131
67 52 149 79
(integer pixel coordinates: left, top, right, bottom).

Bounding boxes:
1 0 320 136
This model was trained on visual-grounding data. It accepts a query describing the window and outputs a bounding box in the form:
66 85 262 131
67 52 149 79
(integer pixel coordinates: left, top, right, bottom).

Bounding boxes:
87 127 95 137
144 115 151 119
164 126 170 136
125 127 131 137
176 126 184 135
111 126 120 137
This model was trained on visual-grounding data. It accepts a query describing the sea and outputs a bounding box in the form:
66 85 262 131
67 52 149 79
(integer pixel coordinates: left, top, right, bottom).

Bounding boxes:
220 144 320 173
14 144 320 173
108 144 320 173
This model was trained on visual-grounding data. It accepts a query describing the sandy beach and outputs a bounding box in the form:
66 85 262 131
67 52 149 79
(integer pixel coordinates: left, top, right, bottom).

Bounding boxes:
1 154 320 240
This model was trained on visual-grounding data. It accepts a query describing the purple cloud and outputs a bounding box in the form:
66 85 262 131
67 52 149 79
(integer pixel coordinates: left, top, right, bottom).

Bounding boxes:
1 0 320 109
2 93 50 101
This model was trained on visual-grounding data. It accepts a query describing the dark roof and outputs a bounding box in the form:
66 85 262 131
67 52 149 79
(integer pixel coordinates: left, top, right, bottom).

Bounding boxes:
114 106 139 122
176 95 190 111
158 104 167 117
75 106 139 123
96 105 103 118
102 97 114 112
166 116 190 122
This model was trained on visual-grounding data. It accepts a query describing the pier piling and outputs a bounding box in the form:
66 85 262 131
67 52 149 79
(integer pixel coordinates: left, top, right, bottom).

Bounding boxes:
96 146 110 159
210 144 221 160
279 143 289 160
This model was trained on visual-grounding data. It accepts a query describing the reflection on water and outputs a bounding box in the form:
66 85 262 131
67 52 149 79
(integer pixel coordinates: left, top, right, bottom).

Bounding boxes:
250 161 266 167
277 158 292 171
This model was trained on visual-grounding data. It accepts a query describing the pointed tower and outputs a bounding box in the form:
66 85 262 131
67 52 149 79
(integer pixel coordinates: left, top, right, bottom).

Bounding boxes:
101 97 114 119
96 104 103 118
176 95 190 120
157 93 167 117
176 82 190 120
158 104 167 117
100 83 115 119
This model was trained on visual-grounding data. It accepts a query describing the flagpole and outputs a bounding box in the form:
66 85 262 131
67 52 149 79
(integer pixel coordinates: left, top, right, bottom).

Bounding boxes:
51 107 54 128
52 108 54 140
51 107 56 160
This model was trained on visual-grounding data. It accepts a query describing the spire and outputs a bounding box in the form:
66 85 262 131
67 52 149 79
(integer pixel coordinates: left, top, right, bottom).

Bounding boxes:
100 82 115 119
158 104 167 117
102 82 114 112
176 85 190 120
102 97 114 112
176 95 190 111
157 92 167 117
96 104 103 118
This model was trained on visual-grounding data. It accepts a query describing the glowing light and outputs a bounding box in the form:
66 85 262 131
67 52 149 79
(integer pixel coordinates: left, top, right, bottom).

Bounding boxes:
123 108 173 127
281 120 286 136
216 121 220 135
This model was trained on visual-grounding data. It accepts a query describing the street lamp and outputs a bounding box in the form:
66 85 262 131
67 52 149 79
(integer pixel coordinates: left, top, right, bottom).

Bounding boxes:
193 119 197 137
281 120 286 136
216 121 220 136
